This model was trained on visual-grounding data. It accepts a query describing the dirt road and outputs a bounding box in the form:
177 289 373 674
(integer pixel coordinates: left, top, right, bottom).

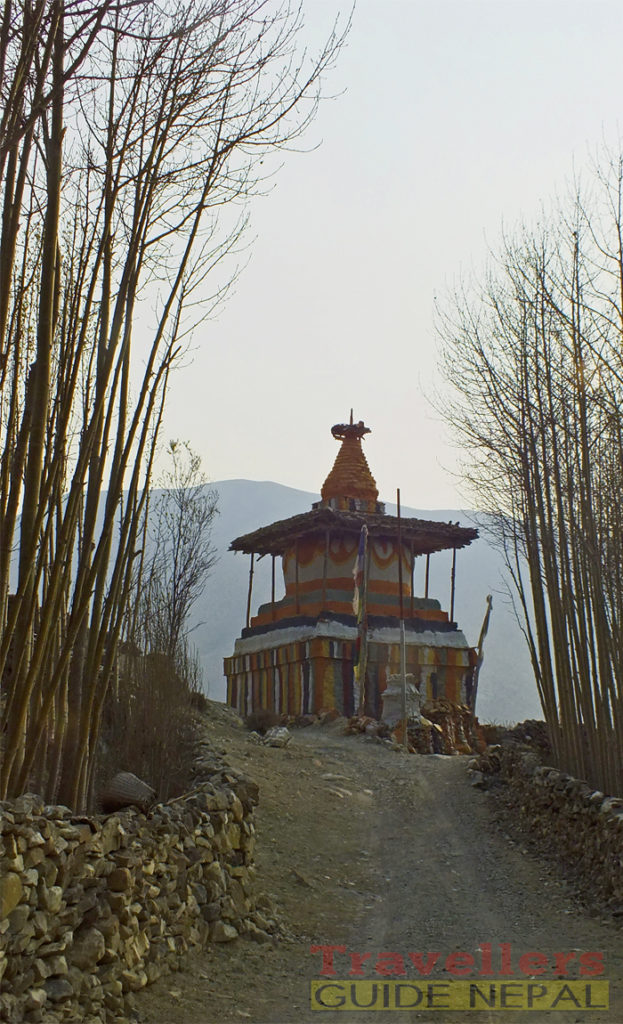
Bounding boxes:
135 719 623 1024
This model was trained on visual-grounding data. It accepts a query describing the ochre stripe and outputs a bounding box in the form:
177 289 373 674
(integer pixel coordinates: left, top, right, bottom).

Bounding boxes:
252 601 449 626
285 577 411 597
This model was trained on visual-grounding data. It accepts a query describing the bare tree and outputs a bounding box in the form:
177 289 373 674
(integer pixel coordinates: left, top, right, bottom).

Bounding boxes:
439 154 623 794
100 441 218 801
0 0 347 808
138 440 218 662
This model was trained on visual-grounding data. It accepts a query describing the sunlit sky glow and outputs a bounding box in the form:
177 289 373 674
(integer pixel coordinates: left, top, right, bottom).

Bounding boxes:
157 0 623 509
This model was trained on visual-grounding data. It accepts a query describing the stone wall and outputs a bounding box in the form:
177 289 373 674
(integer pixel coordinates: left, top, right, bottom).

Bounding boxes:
473 745 623 907
0 743 267 1023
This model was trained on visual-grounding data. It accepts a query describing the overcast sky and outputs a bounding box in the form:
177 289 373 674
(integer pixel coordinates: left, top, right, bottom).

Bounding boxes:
160 0 623 510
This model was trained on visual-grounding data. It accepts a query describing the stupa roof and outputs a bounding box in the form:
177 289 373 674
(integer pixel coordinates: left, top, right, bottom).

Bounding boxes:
229 415 478 556
229 506 477 557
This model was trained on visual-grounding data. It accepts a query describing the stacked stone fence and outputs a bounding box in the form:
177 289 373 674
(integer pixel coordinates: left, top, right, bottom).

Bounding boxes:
0 742 268 1023
473 744 623 907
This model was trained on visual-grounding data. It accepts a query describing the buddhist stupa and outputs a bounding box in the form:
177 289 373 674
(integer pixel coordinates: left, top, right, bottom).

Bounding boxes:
224 416 478 718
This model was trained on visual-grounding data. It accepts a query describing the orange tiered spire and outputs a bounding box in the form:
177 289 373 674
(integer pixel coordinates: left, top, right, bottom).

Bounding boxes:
320 412 379 512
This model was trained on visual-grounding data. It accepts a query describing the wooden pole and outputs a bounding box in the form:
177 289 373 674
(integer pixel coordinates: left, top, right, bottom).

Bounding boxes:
425 553 430 598
450 547 457 623
271 555 276 622
397 490 404 620
397 489 407 749
246 553 255 629
358 539 369 714
470 594 493 714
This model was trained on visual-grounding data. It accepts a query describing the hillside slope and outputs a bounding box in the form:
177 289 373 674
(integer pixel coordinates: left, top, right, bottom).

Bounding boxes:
191 480 538 724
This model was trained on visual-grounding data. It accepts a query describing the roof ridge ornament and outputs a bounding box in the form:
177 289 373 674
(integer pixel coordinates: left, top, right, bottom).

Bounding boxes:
330 416 371 441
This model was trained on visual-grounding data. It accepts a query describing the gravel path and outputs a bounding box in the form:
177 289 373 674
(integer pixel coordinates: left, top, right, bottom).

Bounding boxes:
135 725 623 1024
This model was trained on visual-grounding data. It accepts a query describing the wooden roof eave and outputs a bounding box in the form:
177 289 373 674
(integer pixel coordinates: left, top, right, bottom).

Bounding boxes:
229 507 478 558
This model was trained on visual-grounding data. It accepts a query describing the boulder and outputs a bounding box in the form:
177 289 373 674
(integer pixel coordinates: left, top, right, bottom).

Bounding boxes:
262 727 291 748
210 921 238 942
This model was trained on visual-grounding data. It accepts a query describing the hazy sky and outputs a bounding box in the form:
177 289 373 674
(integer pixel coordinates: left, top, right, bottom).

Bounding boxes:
161 0 623 510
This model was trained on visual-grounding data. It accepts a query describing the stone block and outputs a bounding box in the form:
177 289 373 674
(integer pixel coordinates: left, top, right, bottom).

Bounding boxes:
25 988 48 1011
0 872 23 918
108 867 132 892
210 921 238 942
44 977 73 1002
38 859 58 886
8 902 31 934
203 861 224 888
69 927 106 969
40 884 63 914
44 954 68 977
24 847 45 868
120 968 148 992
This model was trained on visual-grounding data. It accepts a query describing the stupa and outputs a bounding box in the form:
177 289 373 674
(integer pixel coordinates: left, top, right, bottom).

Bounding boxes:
224 417 478 719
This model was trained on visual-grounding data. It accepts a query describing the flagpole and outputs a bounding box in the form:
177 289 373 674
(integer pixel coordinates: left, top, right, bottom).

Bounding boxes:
359 536 368 714
353 523 369 716
397 489 407 750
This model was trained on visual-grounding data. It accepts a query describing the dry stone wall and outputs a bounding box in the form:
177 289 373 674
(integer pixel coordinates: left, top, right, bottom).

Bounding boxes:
473 744 623 907
0 742 266 1023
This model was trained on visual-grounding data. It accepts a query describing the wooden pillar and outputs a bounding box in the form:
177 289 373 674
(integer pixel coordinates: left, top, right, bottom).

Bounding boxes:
450 548 457 623
246 553 255 629
425 553 430 599
271 555 276 622
294 539 300 615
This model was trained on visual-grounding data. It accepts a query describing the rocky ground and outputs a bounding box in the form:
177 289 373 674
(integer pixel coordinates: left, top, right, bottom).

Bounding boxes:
133 704 623 1024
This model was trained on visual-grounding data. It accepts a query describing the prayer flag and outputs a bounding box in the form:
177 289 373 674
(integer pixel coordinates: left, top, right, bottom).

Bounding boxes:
352 524 368 619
